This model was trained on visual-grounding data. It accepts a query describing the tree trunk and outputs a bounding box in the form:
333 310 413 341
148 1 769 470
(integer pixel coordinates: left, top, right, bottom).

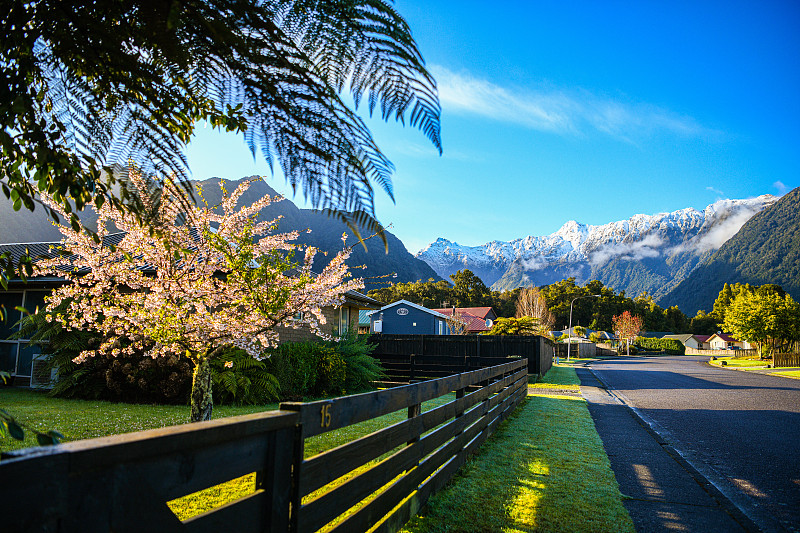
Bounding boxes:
190 356 213 422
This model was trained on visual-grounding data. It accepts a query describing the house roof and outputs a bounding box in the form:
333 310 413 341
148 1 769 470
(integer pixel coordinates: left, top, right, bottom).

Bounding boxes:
661 334 698 343
374 300 451 320
456 311 492 332
694 335 711 343
433 307 495 320
343 291 382 309
708 333 742 343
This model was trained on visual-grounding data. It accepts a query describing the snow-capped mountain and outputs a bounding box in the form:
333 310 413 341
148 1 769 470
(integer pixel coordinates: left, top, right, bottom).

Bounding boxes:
416 195 778 300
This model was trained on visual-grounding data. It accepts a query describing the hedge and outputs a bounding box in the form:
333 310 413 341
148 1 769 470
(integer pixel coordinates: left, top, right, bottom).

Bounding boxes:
634 336 685 355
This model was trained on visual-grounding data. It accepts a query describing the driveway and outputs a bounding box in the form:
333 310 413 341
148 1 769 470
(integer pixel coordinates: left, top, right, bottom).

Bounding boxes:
586 355 800 532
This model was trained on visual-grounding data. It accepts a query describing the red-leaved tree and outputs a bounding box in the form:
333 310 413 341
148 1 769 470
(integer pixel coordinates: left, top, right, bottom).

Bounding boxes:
612 311 644 356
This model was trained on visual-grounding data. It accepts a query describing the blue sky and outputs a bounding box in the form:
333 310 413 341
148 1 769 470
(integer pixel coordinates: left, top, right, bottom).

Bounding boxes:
186 0 800 254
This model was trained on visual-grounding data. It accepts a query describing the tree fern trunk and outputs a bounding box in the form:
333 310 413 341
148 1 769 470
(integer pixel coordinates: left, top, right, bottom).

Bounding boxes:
190 356 213 422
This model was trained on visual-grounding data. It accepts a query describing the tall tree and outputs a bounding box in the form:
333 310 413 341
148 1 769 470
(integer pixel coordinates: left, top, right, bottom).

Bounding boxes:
723 291 800 357
450 269 492 308
1 0 441 284
515 286 555 333
35 170 361 422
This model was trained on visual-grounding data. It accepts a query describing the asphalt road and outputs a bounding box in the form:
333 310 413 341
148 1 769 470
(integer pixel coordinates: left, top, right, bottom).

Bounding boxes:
588 356 800 532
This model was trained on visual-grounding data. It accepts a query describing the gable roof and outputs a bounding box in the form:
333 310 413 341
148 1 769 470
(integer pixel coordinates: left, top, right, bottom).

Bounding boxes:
375 300 450 320
457 311 492 332
694 335 711 343
707 333 742 343
661 334 698 343
433 307 495 320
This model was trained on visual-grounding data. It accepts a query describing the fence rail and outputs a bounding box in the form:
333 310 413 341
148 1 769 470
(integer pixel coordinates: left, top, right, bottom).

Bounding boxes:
0 360 528 533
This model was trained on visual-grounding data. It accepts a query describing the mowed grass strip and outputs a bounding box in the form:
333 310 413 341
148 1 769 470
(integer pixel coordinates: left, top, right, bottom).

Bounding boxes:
528 364 581 391
402 367 634 533
708 357 769 368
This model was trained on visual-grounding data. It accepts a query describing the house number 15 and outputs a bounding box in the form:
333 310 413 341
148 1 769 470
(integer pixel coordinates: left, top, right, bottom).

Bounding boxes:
320 404 332 427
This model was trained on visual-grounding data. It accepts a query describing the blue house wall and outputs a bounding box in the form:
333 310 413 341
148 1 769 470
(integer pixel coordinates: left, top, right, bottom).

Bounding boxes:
371 302 448 335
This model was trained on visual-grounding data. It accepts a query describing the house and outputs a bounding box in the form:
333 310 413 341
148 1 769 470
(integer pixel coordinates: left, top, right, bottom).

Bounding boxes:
432 307 497 334
693 335 711 349
661 334 703 350
370 300 453 335
0 240 382 386
707 333 752 350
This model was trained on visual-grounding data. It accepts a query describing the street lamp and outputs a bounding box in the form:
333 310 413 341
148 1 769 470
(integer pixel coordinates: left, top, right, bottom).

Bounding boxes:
566 294 600 361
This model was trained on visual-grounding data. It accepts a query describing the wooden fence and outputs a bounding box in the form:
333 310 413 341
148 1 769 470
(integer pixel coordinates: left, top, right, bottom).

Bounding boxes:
369 334 552 383
0 359 528 533
774 353 800 368
685 348 758 357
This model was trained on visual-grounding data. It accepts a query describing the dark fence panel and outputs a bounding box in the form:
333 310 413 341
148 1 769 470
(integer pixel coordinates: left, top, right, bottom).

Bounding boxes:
369 334 554 380
0 361 528 533
0 410 299 533
281 358 528 533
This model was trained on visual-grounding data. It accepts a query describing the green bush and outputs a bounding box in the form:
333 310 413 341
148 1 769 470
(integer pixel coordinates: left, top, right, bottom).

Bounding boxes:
325 330 382 393
616 343 638 355
266 331 382 400
634 336 685 355
211 348 280 405
15 302 194 403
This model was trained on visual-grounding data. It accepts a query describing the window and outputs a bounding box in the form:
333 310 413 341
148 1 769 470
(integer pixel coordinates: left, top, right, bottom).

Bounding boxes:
0 290 50 377
340 306 350 335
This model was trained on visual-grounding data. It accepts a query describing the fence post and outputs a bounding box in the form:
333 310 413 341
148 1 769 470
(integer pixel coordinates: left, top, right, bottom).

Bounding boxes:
407 402 422 446
409 353 416 383
255 426 296 533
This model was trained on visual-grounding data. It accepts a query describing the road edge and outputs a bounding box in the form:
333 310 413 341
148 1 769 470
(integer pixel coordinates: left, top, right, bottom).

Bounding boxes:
585 364 781 533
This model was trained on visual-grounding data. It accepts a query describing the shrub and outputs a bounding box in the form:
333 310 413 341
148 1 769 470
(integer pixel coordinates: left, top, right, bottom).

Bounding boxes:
15 302 194 403
211 348 280 405
634 337 685 355
266 331 382 400
325 330 382 393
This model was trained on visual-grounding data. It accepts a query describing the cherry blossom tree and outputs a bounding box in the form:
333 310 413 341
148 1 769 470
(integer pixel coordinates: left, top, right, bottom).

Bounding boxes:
35 169 362 422
612 311 644 356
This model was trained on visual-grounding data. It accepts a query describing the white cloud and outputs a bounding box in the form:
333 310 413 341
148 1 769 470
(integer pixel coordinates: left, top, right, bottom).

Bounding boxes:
706 186 725 196
432 66 710 141
673 207 760 256
520 256 550 271
589 234 664 266
773 181 788 195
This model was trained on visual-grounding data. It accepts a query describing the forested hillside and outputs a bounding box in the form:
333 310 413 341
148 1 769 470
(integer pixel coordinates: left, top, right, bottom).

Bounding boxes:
662 187 800 314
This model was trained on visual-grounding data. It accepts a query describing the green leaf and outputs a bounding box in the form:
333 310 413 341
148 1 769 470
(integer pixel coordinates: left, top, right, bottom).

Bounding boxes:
36 430 63 446
7 419 25 441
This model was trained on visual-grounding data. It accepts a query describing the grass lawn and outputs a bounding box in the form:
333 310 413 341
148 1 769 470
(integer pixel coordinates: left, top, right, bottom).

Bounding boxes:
708 357 769 368
401 366 634 533
528 364 581 391
770 370 800 379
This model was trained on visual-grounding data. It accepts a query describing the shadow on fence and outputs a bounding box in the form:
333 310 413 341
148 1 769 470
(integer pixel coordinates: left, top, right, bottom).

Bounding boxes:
0 359 528 533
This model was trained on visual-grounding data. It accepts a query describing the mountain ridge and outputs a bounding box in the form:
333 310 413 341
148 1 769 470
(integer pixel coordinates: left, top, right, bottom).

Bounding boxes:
416 195 777 299
0 177 441 291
